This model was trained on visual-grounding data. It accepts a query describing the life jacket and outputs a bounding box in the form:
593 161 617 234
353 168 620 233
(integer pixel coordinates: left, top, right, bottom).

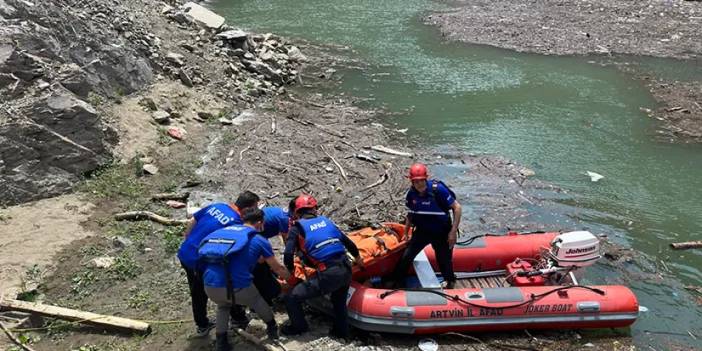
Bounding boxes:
296 216 346 271
198 225 256 298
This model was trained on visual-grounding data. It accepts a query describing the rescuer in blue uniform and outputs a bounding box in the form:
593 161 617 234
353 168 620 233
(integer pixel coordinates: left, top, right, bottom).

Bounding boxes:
177 191 260 337
389 163 462 289
251 206 292 305
281 194 362 338
199 208 291 351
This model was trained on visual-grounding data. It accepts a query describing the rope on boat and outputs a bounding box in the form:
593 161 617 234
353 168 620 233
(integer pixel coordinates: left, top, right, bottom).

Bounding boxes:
378 285 605 310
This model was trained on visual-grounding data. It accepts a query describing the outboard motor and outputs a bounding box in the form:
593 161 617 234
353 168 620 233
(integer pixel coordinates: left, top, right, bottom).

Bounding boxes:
507 231 601 286
548 231 601 269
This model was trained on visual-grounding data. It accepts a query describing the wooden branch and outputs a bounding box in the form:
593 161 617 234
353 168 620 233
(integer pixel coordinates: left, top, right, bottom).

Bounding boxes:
285 181 310 195
670 241 702 250
0 299 150 334
114 211 188 226
362 166 390 191
240 144 252 162
320 145 348 182
286 115 345 138
354 153 378 163
287 94 325 108
151 192 190 201
369 145 412 157
232 327 280 351
0 321 36 351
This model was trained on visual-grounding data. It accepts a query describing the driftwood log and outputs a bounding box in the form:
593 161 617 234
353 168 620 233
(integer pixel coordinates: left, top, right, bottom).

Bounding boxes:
114 211 189 226
369 145 413 157
320 145 348 182
670 241 702 250
0 321 36 351
232 327 282 351
151 192 190 201
286 114 345 138
363 165 390 191
0 298 150 334
353 153 378 163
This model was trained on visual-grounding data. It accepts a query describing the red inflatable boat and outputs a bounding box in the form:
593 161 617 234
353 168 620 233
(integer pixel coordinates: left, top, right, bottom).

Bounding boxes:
296 223 639 334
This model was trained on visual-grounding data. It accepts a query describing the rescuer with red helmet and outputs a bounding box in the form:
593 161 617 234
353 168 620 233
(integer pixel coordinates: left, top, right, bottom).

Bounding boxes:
281 193 362 339
389 163 462 289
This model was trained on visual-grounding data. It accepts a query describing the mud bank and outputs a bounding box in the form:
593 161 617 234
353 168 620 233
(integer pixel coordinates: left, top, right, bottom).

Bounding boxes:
426 0 702 58
425 0 702 142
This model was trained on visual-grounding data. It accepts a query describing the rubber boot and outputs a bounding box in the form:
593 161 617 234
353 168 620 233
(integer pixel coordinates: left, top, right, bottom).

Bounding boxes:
215 333 231 351
265 320 279 340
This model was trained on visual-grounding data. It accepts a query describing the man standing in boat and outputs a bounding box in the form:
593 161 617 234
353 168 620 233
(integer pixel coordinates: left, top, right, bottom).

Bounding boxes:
281 194 362 338
389 163 461 289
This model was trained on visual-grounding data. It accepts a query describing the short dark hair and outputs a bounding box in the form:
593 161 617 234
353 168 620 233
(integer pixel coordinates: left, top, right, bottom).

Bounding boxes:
241 207 264 224
235 191 260 209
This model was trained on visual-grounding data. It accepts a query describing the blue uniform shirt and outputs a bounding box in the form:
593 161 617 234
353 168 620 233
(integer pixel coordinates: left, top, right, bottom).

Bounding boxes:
261 206 290 239
177 203 242 269
202 234 274 288
406 179 455 232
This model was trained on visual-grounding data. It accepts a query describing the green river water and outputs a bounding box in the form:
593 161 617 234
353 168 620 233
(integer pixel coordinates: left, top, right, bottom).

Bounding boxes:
210 0 702 347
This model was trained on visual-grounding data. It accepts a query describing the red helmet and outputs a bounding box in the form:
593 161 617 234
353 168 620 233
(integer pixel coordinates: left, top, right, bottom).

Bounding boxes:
408 163 428 180
294 194 318 213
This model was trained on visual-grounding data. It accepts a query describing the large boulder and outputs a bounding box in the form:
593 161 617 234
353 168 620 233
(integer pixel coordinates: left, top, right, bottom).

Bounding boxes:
0 48 44 81
241 59 283 85
181 2 224 29
0 91 114 206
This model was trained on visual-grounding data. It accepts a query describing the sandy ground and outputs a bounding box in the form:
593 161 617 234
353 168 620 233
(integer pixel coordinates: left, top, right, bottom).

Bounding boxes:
0 195 95 298
0 194 95 349
425 0 702 143
112 80 231 162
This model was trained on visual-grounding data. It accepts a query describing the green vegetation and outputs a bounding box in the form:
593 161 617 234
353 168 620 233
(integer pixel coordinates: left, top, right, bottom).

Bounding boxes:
108 220 152 250
157 127 174 146
159 224 185 255
86 92 105 107
0 211 11 223
80 162 144 201
70 270 96 297
127 288 151 309
221 129 237 145
108 252 142 280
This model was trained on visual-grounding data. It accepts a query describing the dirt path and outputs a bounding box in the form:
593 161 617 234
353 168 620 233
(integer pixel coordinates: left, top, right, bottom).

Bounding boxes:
0 195 95 298
0 194 95 349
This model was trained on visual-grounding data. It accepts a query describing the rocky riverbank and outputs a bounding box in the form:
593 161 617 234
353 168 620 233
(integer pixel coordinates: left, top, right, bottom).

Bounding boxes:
425 0 702 143
0 0 304 206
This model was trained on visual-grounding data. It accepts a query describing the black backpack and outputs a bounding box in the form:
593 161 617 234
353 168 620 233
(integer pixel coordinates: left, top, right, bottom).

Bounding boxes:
426 179 457 215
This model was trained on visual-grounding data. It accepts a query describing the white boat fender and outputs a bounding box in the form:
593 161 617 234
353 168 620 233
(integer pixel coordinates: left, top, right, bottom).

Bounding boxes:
418 338 438 351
